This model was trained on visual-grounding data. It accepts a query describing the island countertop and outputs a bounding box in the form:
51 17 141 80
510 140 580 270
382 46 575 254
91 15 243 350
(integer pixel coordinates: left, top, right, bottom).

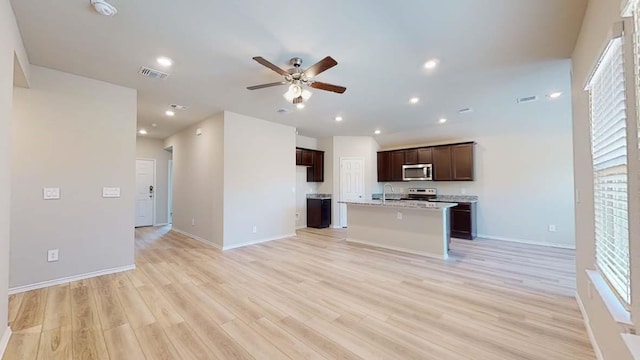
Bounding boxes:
340 200 458 211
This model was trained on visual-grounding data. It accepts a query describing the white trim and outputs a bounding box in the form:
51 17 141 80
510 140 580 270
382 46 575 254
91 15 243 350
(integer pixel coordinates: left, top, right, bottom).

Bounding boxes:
171 228 222 249
576 292 605 360
346 237 449 260
136 158 157 227
586 269 633 325
296 225 307 230
0 327 11 359
8 264 135 295
153 222 169 226
477 233 575 249
222 233 296 250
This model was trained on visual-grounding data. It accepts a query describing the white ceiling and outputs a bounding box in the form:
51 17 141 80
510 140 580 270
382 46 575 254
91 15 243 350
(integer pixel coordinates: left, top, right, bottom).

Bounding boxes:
10 0 586 142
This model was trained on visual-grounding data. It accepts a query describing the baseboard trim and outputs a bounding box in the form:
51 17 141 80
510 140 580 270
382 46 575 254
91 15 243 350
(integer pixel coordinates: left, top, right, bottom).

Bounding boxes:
477 233 575 249
222 233 296 250
296 225 307 230
0 327 11 358
8 264 135 295
576 292 605 360
171 228 222 249
346 238 448 260
154 222 169 226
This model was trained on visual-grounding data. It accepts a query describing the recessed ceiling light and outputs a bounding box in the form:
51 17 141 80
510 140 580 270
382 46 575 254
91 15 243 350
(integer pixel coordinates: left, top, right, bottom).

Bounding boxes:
157 57 173 67
424 59 439 69
439 118 447 124
374 130 381 135
165 110 175 116
409 97 420 104
296 103 305 110
151 123 157 127
335 116 343 122
138 129 147 135
548 92 562 99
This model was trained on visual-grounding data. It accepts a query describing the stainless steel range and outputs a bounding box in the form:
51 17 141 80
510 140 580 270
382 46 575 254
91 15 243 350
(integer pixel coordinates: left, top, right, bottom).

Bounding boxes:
401 188 437 201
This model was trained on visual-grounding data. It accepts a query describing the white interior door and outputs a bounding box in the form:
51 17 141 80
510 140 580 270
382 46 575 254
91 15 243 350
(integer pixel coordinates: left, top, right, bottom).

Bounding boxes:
135 159 155 227
340 157 365 227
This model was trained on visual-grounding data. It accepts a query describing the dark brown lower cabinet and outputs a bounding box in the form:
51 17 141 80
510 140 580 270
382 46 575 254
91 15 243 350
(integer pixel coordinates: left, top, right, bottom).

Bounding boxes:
307 198 331 228
450 202 477 240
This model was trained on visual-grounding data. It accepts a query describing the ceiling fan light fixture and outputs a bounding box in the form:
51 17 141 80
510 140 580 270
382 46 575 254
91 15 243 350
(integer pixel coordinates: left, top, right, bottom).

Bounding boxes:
283 85 312 103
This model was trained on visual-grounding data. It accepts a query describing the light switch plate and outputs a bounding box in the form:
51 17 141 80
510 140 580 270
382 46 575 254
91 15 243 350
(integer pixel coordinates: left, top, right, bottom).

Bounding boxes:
43 187 60 200
47 249 59 262
102 187 121 198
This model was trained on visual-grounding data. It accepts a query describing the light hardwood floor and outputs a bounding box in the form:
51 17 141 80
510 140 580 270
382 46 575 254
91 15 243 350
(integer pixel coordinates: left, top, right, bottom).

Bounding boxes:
4 226 595 359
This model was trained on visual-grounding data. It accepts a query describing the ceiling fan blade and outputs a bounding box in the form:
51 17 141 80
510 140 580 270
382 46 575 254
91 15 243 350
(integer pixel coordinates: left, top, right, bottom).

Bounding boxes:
252 56 289 76
246 81 288 90
303 56 338 78
310 81 347 94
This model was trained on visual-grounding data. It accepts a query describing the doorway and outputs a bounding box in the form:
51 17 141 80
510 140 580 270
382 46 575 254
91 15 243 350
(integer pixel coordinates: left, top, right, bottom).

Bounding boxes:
339 157 365 227
135 158 156 227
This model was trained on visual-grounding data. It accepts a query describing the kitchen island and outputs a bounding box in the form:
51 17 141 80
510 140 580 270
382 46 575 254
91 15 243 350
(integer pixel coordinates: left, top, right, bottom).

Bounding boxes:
341 200 457 259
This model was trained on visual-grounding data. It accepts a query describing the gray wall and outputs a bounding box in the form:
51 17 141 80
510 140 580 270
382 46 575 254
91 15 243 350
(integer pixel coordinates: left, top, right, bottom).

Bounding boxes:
136 137 172 225
10 65 137 288
1 0 30 341
164 113 224 247
572 0 633 358
222 111 296 248
165 111 296 249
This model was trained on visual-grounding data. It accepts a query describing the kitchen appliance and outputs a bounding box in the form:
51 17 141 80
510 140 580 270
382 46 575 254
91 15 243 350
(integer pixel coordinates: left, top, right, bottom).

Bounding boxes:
402 164 433 181
401 188 437 201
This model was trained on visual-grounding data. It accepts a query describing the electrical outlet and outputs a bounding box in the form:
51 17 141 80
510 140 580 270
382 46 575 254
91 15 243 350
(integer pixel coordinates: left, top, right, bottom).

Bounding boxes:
47 249 59 262
252 226 257 233
548 225 556 232
397 212 403 220
43 187 60 200
191 218 195 226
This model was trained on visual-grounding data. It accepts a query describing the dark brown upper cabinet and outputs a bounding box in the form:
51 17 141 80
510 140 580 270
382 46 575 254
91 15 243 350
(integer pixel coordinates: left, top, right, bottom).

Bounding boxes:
377 152 392 182
390 150 405 181
307 150 324 182
296 147 324 182
404 149 418 165
376 142 474 182
417 148 432 164
451 143 474 181
432 146 453 181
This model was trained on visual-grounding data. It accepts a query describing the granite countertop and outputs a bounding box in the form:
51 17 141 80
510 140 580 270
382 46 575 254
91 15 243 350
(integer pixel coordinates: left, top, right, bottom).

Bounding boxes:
307 193 332 200
340 200 458 211
371 193 478 203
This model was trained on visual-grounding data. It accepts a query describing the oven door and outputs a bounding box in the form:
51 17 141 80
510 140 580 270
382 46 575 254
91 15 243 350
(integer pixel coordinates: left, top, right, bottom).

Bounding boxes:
402 164 433 181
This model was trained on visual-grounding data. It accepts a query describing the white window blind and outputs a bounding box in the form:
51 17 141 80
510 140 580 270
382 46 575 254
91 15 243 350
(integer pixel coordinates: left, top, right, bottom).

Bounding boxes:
588 37 631 305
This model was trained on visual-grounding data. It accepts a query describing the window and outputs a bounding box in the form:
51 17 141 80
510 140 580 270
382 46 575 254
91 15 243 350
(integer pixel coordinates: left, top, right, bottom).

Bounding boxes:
587 36 630 305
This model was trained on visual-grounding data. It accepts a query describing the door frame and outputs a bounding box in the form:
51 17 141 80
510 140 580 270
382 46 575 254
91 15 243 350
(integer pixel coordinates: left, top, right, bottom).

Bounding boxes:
136 158 156 227
339 157 366 228
168 159 173 224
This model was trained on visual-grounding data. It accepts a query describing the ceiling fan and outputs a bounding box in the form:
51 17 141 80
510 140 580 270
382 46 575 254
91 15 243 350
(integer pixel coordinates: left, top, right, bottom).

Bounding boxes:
247 56 347 104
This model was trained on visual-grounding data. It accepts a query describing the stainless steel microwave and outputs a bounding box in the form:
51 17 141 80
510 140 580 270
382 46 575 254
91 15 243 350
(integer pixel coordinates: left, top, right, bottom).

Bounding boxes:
402 164 433 181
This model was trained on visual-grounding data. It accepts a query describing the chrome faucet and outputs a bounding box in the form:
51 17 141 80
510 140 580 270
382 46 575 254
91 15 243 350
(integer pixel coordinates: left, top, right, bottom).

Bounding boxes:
382 183 395 204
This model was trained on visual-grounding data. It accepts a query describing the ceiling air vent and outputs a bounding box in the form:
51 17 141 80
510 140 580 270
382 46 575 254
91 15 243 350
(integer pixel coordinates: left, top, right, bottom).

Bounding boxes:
517 95 538 104
170 104 188 111
138 66 169 80
458 107 473 114
276 108 290 114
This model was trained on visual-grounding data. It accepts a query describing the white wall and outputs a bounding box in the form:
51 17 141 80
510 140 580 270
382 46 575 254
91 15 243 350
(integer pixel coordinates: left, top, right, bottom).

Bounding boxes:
164 114 224 247
1 0 29 344
572 0 633 358
11 66 137 289
383 124 575 247
317 136 380 227
136 137 172 225
222 111 296 248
